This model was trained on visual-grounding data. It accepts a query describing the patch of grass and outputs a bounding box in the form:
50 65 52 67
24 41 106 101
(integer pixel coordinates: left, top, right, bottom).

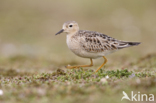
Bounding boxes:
128 53 156 70
1 67 156 103
0 53 156 103
0 68 32 77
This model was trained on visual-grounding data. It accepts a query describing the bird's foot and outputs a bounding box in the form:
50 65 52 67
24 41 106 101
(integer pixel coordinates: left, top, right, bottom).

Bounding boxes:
65 65 80 69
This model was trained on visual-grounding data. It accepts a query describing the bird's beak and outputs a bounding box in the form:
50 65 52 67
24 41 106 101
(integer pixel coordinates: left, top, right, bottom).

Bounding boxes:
55 29 64 35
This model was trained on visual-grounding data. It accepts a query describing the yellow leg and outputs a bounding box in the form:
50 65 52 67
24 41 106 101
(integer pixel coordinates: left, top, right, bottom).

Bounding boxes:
66 58 93 69
95 56 107 73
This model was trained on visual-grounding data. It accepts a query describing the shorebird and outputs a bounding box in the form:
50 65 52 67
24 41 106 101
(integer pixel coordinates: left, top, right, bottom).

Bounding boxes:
55 21 140 72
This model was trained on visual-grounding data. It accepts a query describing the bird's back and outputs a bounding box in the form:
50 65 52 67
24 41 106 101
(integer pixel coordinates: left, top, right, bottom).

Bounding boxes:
75 30 140 53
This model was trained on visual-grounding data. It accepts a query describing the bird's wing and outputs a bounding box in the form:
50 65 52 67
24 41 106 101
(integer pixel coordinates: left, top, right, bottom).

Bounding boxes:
78 30 118 53
78 30 140 53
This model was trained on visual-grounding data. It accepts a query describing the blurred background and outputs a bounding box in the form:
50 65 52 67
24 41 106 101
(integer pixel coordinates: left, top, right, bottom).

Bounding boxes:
0 0 156 72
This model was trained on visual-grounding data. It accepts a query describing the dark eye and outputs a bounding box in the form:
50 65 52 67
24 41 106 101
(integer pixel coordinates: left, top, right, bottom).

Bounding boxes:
69 25 73 27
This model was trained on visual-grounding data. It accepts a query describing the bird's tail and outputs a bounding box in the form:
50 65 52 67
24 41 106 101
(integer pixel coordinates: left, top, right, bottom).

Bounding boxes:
117 41 141 49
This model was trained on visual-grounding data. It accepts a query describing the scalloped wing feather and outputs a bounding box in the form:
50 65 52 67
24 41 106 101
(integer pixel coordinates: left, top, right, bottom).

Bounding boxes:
78 30 140 53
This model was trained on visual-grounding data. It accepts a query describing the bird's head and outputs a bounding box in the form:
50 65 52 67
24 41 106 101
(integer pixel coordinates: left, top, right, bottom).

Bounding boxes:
55 21 79 35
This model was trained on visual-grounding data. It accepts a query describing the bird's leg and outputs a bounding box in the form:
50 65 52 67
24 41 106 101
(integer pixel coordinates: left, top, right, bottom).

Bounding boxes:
94 56 107 73
66 58 93 69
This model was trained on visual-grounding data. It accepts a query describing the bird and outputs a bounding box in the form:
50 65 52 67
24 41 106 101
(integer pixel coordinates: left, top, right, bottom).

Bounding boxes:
55 21 141 72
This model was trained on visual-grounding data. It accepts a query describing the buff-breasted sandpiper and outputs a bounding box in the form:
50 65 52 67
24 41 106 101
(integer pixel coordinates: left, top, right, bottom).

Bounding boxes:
55 21 141 72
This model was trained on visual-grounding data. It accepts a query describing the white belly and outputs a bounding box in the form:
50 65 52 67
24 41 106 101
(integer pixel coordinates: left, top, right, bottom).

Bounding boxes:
66 35 104 59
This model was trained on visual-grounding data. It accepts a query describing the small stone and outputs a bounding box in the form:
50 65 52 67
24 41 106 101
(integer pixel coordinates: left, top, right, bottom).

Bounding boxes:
0 89 3 95
105 75 109 79
136 78 141 84
100 78 108 84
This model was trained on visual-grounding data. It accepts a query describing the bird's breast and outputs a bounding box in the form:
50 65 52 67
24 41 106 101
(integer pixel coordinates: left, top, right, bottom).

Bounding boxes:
66 35 101 59
66 35 81 53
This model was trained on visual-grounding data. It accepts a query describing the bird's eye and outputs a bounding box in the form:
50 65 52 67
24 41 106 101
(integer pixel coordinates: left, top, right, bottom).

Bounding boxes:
69 25 73 27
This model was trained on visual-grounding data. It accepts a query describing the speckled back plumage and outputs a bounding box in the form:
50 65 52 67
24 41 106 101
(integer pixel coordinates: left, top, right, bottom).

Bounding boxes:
73 30 140 53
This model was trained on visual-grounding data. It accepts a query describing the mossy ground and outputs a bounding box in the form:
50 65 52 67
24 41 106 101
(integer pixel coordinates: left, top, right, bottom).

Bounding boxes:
0 54 156 103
